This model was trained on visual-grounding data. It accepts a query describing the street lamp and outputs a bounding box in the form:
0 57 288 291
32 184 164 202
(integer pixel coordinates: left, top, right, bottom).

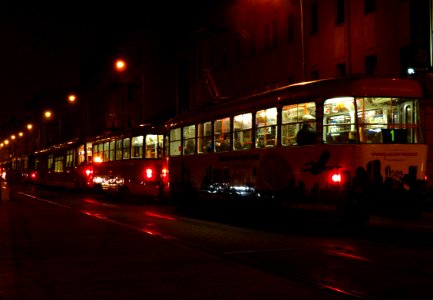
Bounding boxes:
68 94 77 104
115 59 127 72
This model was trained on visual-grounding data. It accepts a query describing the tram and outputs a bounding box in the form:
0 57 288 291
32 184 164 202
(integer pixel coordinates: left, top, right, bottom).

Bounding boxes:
166 76 429 223
26 138 93 190
90 124 169 201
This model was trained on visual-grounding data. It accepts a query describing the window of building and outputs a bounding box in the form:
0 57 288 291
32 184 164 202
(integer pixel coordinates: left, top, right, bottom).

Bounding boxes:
336 63 346 76
336 0 345 24
365 55 377 75
272 20 279 48
311 69 320 79
311 0 318 34
287 13 294 43
364 0 376 14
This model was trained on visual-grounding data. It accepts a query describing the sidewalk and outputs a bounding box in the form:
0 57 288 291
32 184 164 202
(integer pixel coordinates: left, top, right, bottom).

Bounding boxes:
0 184 331 300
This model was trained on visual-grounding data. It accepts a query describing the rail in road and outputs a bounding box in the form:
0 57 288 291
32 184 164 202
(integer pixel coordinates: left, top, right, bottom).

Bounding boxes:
4 183 433 299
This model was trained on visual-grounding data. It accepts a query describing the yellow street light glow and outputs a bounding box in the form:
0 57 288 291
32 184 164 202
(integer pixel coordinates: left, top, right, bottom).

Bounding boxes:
4 140 9 145
18 132 23 137
44 110 52 119
68 94 76 103
27 123 33 130
115 59 126 72
11 135 16 140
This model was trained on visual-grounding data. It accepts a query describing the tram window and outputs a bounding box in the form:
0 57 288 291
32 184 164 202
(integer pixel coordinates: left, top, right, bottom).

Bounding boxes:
132 136 144 159
93 143 103 163
198 121 213 153
66 149 74 168
54 156 64 172
92 144 98 162
115 140 122 160
109 141 116 161
183 125 196 155
123 138 131 159
356 97 418 144
86 142 93 163
157 135 164 158
145 134 159 158
282 102 316 146
48 154 54 169
233 113 252 151
169 128 182 156
214 117 231 152
164 135 170 157
323 97 356 144
103 142 110 161
256 107 277 148
78 145 85 165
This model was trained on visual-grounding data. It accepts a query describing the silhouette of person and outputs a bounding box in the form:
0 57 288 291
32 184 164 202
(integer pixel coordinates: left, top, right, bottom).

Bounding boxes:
296 122 316 145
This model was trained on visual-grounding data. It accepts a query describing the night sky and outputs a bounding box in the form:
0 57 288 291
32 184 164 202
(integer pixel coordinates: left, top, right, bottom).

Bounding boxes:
0 1 223 128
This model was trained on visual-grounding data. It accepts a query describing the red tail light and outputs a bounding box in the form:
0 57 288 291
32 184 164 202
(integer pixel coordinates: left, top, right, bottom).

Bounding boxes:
161 168 168 178
145 168 153 179
85 167 93 177
331 173 342 183
329 170 343 185
30 171 37 179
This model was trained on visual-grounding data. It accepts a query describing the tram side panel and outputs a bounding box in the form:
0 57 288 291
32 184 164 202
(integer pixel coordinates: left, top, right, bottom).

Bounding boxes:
168 143 427 220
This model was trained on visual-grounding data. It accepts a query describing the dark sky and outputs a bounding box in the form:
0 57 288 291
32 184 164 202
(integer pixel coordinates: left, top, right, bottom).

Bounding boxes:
0 2 222 128
0 4 82 126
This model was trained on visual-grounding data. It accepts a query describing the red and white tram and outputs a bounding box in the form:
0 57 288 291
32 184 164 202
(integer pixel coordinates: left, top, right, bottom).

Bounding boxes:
166 76 428 223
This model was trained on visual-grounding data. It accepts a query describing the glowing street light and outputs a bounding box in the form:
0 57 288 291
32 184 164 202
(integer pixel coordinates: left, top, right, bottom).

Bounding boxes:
115 59 127 72
68 94 77 103
44 110 52 119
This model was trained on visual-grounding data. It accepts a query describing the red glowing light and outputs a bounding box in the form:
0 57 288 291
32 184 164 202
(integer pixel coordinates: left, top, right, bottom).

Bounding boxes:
161 168 168 178
145 168 153 179
85 168 93 177
331 173 342 183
